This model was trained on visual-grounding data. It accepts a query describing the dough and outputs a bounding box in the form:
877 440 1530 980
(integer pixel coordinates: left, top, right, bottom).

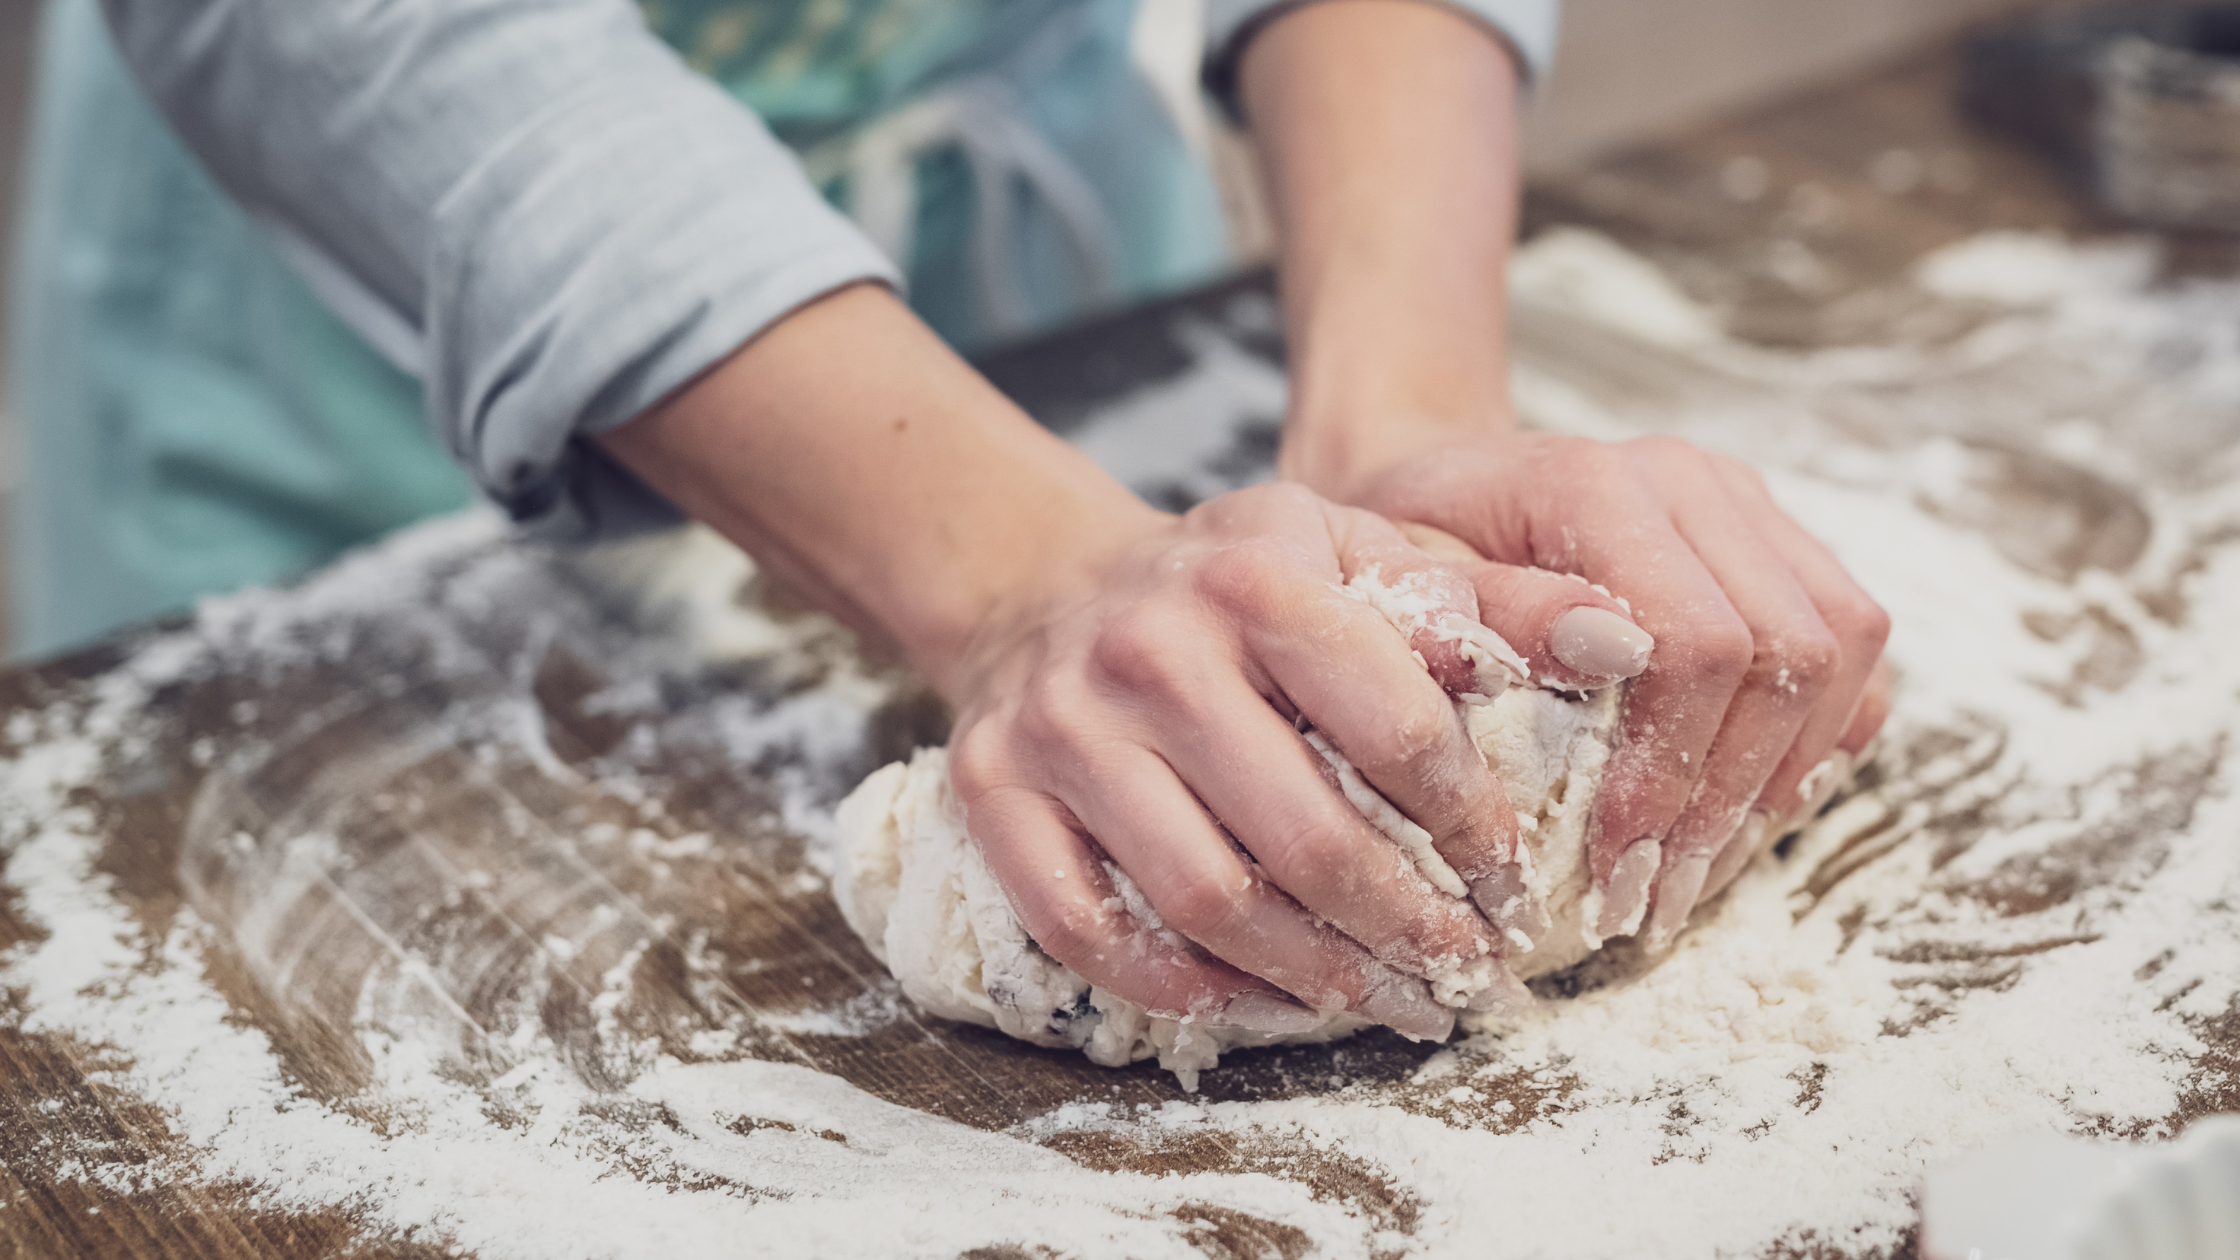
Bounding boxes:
832 682 1620 1088
566 526 1632 1083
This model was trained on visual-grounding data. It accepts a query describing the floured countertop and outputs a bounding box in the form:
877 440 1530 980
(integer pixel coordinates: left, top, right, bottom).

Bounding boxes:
6 53 2240 1260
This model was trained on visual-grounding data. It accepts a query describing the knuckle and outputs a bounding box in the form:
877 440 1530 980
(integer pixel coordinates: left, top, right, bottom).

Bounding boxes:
1194 481 1316 534
1758 628 1841 699
945 722 1010 802
1626 434 1703 468
1191 541 1294 621
1835 591 1893 651
1012 673 1100 753
1444 789 1515 877
1559 435 1629 483
1671 615 1755 689
1250 480 1321 516
1149 859 1247 943
1714 451 1768 487
1340 696 1453 781
1091 609 1189 696
1258 798 1358 889
1021 901 1101 969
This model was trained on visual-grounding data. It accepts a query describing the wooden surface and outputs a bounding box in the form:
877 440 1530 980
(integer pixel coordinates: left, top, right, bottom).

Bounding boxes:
4 42 2238 1260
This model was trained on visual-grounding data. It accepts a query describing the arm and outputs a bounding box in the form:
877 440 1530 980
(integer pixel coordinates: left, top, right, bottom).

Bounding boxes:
100 0 896 539
1239 0 1892 948
100 0 1521 1033
598 284 1532 1036
1246 0 1524 499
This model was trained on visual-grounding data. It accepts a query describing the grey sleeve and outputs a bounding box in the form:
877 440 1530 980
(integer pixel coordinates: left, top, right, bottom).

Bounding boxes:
1203 0 1560 113
100 0 902 540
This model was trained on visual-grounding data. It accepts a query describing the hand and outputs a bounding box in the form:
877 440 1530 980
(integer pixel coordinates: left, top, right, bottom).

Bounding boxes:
596 286 1564 1038
1235 1 1888 951
1345 434 1892 949
943 482 1550 1038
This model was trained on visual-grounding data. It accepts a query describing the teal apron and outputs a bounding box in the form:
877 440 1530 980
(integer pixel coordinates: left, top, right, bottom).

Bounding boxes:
6 0 1233 659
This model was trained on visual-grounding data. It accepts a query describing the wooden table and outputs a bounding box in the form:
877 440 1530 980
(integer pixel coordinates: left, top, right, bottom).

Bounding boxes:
5 43 2237 1260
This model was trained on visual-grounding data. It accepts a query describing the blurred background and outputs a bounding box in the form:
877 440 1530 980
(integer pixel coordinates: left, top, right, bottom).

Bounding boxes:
0 0 2102 654
2 0 32 629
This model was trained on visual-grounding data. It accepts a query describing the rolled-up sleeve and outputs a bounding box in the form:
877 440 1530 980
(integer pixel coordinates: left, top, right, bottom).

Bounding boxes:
101 0 901 540
1203 0 1560 113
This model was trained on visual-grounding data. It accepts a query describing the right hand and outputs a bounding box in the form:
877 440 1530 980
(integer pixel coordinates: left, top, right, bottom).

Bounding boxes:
941 483 1587 1038
592 286 1621 1038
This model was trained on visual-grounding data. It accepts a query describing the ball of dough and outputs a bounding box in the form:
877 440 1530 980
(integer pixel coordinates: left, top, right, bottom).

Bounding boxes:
832 684 1620 1088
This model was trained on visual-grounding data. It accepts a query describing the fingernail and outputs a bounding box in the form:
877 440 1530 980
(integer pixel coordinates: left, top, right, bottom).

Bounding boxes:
1471 864 1551 953
1703 810 1771 898
1595 837 1661 940
1550 606 1655 681
1438 613 1531 696
1217 990 1325 1035
1464 965 1536 1019
1358 970 1456 1042
1792 751 1855 829
1641 852 1710 953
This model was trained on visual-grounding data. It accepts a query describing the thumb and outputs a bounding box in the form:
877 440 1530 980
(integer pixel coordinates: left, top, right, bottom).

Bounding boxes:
1326 507 1524 701
1456 557 1654 690
1396 521 1654 691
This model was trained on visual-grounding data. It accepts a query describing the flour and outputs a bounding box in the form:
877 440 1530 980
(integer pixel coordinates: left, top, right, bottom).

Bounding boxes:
832 746 1365 1090
830 671 1620 1087
3 228 2239 1258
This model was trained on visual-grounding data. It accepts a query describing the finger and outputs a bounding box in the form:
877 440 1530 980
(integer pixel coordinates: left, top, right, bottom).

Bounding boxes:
1325 510 1531 701
1700 655 1894 899
1710 459 1892 828
962 779 1314 1030
1804 651 1893 813
1403 521 1659 690
1691 463 1891 907
1840 656 1893 757
1345 442 1745 937
1456 558 1655 690
1564 523 1751 938
1065 748 1457 1039
1127 660 1504 980
1780 655 1893 837
1179 496 1540 941
1221 525 1534 947
1322 515 1614 947
1639 467 1843 951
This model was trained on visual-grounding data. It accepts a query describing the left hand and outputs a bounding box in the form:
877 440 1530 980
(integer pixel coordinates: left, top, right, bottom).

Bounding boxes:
1339 432 1892 949
1236 0 1890 949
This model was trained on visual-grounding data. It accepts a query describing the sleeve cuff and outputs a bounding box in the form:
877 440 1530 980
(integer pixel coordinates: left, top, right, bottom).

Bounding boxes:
422 56 903 543
1202 0 1560 119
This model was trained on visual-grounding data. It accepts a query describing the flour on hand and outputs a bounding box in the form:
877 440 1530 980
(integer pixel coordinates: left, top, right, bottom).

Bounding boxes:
833 665 1622 1088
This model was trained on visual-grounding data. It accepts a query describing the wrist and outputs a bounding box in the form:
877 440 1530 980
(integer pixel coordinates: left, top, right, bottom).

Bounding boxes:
1279 375 1514 502
1238 0 1524 503
596 283 1161 701
907 491 1168 702
1257 150 1521 500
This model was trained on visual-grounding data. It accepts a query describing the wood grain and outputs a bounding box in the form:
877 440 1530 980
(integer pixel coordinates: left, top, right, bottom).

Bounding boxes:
3 43 2233 1260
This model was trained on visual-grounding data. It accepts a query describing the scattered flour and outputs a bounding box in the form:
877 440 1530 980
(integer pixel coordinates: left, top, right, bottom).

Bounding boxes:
2 228 2239 1257
831 638 1618 1085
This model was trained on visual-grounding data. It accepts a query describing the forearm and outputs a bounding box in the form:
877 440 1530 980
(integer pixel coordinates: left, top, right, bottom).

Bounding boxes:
595 284 1158 696
103 0 896 540
1239 0 1525 500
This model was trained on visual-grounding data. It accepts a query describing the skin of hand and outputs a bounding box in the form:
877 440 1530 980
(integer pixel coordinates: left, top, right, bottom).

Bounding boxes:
595 282 1600 1038
1240 0 1893 950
